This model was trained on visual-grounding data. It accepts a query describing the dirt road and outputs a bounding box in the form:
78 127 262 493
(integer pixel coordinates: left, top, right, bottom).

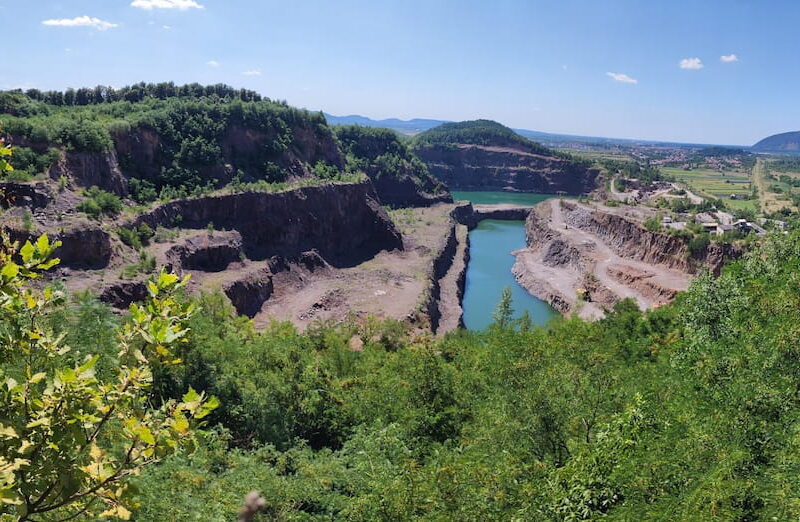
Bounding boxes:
514 199 691 318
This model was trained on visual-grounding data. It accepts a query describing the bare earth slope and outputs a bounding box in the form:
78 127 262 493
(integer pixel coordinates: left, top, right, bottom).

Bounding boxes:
513 199 736 319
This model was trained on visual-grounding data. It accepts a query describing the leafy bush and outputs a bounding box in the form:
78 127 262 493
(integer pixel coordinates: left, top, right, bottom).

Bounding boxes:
0 235 216 519
77 186 123 218
117 223 154 249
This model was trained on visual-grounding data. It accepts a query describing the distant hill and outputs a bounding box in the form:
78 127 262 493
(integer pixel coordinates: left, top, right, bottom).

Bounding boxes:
323 113 447 135
410 119 599 194
412 119 553 156
752 131 800 153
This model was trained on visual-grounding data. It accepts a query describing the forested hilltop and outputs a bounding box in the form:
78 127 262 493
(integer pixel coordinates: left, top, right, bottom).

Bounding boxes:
0 82 446 206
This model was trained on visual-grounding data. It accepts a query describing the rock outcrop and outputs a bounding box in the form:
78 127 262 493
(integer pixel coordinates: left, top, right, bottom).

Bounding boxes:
0 182 52 209
415 144 600 194
166 231 243 273
4 222 112 269
54 224 113 269
224 267 274 318
559 201 741 274
49 150 128 196
132 181 403 268
100 281 148 309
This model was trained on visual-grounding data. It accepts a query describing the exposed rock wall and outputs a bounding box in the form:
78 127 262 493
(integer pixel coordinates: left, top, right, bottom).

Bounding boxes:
422 222 460 331
131 181 403 268
559 201 741 274
165 231 243 273
112 123 344 192
0 182 52 209
369 174 453 208
415 144 599 194
3 223 112 269
224 267 274 318
49 150 129 196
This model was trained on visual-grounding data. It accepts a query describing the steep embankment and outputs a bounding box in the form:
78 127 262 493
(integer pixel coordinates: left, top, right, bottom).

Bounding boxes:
513 199 740 319
412 120 600 194
131 181 402 268
559 201 738 275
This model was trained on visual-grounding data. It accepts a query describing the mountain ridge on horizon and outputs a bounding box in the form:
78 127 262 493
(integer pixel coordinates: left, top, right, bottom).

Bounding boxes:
322 112 744 149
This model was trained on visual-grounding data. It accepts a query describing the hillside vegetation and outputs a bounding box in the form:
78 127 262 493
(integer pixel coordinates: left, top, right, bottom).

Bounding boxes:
0 83 446 207
4 220 799 519
412 119 558 156
334 125 449 206
412 120 597 194
134 229 800 520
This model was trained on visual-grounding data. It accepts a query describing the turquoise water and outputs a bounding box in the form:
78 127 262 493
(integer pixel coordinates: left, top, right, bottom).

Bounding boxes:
452 191 555 206
462 219 558 330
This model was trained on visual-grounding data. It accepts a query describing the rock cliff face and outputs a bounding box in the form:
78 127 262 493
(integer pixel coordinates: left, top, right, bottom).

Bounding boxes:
49 150 129 196
3 222 112 269
558 201 740 274
415 144 600 194
0 182 52 209
224 267 274 318
131 181 403 268
166 231 243 273
369 174 453 208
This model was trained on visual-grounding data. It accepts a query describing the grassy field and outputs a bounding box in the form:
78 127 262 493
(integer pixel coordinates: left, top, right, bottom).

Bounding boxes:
557 148 632 162
663 166 758 212
755 159 796 214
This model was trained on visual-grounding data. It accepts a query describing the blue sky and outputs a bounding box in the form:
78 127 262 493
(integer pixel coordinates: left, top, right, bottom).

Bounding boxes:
3 0 800 145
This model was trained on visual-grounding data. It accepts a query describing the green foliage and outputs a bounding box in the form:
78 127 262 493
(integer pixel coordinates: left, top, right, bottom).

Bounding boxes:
128 178 158 204
334 125 445 203
491 286 514 329
0 234 217 519
0 137 12 176
1 83 333 199
413 119 553 156
77 186 123 218
120 231 800 520
643 214 662 231
117 223 154 249
0 146 59 180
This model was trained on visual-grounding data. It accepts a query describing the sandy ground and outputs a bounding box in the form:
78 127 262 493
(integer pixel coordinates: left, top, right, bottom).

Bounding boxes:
252 204 457 330
514 199 691 319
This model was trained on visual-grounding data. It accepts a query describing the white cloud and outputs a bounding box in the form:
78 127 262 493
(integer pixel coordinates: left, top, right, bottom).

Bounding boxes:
242 70 262 76
131 0 203 9
606 72 638 84
162 25 171 29
679 57 704 70
720 54 739 63
42 16 118 31
207 60 220 67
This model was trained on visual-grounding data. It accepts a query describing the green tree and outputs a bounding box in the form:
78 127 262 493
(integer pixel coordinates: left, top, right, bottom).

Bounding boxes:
0 232 217 519
492 287 514 329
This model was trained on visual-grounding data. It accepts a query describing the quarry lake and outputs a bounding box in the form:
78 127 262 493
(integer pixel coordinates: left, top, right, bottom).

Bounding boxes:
462 219 558 330
451 190 557 206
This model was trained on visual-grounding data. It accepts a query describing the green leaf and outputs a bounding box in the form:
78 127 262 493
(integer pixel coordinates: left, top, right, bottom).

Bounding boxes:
1 262 19 280
19 242 35 264
137 426 155 446
35 234 50 255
